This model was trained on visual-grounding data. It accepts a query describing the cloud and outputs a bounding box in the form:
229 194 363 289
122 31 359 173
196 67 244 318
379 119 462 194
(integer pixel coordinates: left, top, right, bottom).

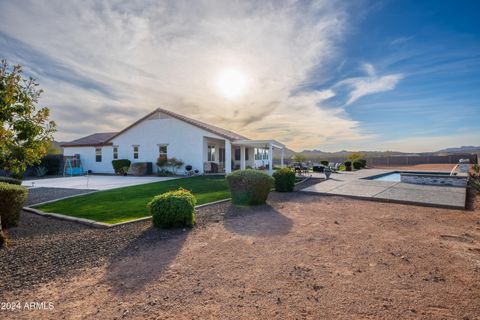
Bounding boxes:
338 64 403 105
0 0 368 150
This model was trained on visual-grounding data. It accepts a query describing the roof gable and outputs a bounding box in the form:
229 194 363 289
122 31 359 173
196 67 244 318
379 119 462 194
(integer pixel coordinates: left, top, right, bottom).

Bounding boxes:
106 107 248 142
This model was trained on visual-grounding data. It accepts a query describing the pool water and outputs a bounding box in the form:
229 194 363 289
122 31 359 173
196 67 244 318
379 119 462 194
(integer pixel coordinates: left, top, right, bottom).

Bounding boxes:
372 172 401 182
367 171 451 182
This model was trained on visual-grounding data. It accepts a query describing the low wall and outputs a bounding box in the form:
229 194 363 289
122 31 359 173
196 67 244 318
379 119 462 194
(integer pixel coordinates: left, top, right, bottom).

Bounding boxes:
400 173 468 187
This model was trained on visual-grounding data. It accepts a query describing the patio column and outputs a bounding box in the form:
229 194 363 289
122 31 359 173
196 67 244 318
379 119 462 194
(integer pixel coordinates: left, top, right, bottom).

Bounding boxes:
240 146 246 170
268 143 273 175
280 148 284 167
225 139 231 174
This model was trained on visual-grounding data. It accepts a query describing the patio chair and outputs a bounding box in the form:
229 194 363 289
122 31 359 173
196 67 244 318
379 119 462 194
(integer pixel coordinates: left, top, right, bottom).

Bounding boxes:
204 162 212 174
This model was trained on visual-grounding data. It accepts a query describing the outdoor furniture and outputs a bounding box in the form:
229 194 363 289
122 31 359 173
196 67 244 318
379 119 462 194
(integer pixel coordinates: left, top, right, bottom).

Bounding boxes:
312 164 325 173
185 165 193 176
204 162 212 173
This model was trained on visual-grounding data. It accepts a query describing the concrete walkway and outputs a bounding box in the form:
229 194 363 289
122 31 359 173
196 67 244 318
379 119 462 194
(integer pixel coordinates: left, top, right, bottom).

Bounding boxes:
302 169 466 209
22 175 179 191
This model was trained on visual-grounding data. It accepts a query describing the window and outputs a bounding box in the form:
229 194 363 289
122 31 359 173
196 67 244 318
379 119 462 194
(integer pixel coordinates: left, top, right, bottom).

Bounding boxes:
235 147 249 161
113 146 118 160
207 145 215 162
133 146 139 159
254 148 268 160
219 147 225 163
234 147 240 161
95 147 102 162
158 145 167 160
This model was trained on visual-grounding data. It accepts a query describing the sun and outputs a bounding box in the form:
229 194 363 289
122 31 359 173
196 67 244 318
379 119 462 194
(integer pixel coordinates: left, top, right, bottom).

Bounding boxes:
216 68 249 99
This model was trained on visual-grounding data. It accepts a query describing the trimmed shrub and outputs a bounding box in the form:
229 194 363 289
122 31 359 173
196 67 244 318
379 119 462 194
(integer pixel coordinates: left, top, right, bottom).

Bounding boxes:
320 160 329 166
344 161 352 172
353 161 362 170
0 183 28 229
356 159 367 168
226 169 274 205
148 188 196 228
273 168 296 192
0 176 22 185
112 159 131 175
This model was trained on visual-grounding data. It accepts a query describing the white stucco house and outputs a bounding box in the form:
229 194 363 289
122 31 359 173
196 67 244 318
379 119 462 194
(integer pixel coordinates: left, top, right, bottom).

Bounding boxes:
61 107 286 175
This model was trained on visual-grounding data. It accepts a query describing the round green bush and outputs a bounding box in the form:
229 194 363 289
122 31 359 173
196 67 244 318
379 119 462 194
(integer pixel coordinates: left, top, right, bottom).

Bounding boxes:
148 188 196 228
0 182 28 229
273 168 296 192
0 176 22 185
226 169 274 205
112 159 131 175
356 159 367 168
353 161 362 170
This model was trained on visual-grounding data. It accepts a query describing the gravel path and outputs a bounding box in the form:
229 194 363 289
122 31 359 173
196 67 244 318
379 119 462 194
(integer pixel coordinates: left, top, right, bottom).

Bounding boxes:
24 187 95 206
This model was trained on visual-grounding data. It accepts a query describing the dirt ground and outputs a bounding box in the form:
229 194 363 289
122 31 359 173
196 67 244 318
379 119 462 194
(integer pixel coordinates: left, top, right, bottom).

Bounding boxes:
1 191 480 319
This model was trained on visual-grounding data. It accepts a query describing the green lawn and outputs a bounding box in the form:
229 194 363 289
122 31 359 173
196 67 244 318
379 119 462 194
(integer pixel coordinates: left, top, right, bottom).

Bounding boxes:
35 175 230 224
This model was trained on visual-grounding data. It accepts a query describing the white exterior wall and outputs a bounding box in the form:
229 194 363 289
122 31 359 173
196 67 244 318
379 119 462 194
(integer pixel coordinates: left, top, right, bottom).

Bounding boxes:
109 115 226 174
63 146 114 174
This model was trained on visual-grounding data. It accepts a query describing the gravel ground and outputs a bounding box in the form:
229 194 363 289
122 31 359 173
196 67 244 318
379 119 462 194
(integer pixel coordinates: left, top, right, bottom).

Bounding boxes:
24 187 95 206
1 190 479 319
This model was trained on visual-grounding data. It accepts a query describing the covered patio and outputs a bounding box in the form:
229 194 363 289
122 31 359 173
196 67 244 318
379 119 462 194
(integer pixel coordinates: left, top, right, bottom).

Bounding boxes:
203 137 285 175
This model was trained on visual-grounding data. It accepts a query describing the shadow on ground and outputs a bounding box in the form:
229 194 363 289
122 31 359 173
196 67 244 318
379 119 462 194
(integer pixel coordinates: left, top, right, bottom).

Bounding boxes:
223 203 293 237
102 227 189 295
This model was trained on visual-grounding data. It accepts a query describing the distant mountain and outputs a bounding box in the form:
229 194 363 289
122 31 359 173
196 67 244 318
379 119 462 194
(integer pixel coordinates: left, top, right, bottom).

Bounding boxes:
436 146 480 153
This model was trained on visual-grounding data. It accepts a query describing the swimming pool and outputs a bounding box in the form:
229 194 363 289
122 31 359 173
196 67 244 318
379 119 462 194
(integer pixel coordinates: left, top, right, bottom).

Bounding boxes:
366 171 452 182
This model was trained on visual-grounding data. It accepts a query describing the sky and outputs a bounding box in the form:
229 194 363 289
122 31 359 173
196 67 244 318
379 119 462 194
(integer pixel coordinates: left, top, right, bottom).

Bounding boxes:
0 0 479 152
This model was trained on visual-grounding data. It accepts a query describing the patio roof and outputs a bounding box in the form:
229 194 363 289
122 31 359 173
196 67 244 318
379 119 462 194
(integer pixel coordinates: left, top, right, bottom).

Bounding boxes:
232 139 285 149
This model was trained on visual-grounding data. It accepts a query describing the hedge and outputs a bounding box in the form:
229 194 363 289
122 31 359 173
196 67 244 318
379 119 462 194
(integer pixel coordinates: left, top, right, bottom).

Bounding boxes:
0 176 22 185
0 183 28 229
112 159 131 175
226 169 273 205
273 168 296 192
148 188 196 228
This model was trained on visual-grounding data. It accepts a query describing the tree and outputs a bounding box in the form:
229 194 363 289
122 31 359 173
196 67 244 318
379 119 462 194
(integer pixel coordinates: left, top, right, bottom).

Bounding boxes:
347 152 362 162
0 60 56 179
293 153 306 163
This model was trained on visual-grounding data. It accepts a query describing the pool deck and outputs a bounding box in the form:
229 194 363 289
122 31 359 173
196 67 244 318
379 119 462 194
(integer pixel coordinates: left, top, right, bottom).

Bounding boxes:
301 169 467 209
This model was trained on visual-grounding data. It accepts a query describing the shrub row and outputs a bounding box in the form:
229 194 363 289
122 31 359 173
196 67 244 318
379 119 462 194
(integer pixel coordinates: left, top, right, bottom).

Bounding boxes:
0 183 28 229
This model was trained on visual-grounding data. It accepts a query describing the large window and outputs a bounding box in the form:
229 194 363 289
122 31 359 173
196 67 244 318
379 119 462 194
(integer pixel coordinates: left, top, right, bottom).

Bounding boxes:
255 148 268 160
113 146 118 160
95 147 102 162
158 145 167 160
207 145 215 162
234 147 249 161
133 145 139 159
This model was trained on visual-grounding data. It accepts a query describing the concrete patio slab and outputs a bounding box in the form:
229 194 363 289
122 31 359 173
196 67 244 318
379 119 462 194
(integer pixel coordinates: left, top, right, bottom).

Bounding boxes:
22 175 179 191
301 169 466 209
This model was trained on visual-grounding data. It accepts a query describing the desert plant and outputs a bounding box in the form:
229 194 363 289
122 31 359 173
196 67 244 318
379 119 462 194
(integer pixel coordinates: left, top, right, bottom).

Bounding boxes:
347 152 362 162
34 166 48 177
344 161 352 171
320 160 329 166
0 182 28 229
112 159 131 175
273 168 296 192
0 176 22 185
168 157 184 174
356 159 367 168
148 188 196 228
226 169 274 205
353 161 362 170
